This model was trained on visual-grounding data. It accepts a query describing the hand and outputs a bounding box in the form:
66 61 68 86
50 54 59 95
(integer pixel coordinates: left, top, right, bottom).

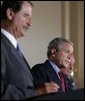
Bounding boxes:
35 82 59 96
44 81 59 93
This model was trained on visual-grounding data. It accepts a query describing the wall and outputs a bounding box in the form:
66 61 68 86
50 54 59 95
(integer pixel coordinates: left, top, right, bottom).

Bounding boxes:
18 1 62 67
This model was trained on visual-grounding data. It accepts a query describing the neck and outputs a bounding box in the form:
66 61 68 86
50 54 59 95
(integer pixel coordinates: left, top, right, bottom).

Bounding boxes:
1 20 17 39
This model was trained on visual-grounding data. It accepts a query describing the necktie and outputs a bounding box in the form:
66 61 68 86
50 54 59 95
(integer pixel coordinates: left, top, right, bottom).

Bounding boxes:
16 44 23 58
58 72 65 93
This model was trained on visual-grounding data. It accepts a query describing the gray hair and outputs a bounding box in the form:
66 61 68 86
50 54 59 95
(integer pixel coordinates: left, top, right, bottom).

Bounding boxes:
47 37 73 58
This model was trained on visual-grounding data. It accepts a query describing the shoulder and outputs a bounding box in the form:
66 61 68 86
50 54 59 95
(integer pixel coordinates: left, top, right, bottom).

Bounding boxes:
32 60 50 71
32 62 46 72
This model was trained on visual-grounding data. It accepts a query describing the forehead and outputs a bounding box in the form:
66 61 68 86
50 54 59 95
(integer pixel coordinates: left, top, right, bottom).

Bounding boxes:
20 1 32 14
21 1 32 7
60 42 73 52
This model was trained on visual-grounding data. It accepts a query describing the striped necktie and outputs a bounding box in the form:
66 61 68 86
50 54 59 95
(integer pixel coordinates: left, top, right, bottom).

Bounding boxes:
58 72 65 93
16 44 23 58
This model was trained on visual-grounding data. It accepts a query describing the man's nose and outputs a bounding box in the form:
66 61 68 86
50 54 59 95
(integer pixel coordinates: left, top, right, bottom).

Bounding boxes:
27 18 32 26
68 55 71 60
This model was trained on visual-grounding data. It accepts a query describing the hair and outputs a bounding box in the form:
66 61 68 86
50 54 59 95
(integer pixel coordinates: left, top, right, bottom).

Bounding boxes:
1 1 33 20
47 37 73 58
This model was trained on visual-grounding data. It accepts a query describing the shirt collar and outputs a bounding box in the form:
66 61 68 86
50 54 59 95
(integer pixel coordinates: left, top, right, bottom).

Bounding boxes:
49 60 60 74
1 28 17 48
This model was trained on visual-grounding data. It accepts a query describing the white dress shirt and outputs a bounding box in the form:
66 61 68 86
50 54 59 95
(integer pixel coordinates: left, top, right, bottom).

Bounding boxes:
1 28 17 49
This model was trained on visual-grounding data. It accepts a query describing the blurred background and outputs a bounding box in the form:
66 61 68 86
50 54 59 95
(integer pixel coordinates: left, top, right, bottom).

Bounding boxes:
1 1 84 89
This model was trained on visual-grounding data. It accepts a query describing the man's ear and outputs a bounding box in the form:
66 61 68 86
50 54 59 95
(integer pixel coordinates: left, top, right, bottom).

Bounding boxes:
51 48 57 57
6 8 14 20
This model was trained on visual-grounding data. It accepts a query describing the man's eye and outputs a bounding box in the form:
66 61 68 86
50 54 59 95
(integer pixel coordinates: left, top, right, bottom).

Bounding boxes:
24 15 28 18
24 14 30 19
65 51 69 54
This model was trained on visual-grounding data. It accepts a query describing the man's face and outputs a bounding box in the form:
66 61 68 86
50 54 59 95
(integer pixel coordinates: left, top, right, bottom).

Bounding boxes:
55 43 74 69
12 1 32 38
61 55 75 77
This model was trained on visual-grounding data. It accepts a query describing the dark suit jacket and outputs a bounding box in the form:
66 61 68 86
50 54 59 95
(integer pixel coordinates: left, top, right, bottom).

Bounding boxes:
31 60 74 93
1 33 35 100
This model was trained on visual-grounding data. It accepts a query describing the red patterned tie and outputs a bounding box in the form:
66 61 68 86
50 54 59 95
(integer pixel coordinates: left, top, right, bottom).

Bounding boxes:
58 72 65 93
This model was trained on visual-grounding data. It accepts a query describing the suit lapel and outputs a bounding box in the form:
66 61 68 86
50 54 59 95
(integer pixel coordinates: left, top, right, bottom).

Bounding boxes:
11 43 33 81
45 60 60 82
1 33 33 81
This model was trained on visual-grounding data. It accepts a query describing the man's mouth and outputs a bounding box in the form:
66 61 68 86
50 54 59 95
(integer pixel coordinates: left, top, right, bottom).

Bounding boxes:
23 26 29 30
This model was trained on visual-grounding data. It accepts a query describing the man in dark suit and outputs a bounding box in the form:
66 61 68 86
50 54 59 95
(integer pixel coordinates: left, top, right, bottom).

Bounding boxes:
1 1 59 100
1 1 35 100
32 37 75 93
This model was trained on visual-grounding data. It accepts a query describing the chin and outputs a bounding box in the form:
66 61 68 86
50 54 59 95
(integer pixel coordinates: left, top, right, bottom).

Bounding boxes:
21 32 25 36
21 34 24 37
18 34 24 38
60 64 68 68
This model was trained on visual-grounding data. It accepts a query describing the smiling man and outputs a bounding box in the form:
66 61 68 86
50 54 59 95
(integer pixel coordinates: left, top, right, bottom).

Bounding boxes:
32 37 75 93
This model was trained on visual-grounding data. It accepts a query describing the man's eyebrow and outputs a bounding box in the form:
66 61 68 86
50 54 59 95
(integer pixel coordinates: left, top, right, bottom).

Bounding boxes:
24 13 30 16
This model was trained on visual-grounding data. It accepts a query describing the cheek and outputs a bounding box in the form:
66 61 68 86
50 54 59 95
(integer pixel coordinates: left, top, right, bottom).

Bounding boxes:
15 21 24 34
14 16 24 26
13 18 20 28
58 52 66 60
16 19 23 26
58 53 68 64
61 52 68 59
13 19 23 35
56 54 64 63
